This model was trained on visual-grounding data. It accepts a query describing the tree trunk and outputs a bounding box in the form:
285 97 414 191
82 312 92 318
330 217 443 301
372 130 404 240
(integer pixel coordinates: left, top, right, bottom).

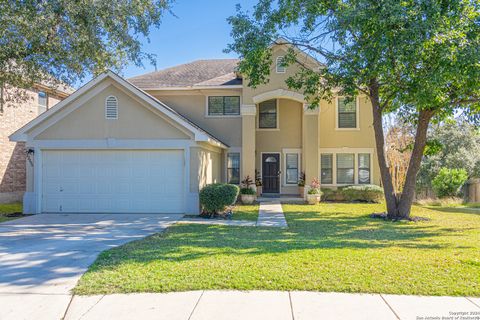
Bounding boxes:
396 109 434 218
369 80 399 218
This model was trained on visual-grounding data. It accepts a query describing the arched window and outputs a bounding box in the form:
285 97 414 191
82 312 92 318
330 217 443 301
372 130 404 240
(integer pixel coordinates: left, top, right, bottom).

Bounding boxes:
276 56 286 73
105 96 118 119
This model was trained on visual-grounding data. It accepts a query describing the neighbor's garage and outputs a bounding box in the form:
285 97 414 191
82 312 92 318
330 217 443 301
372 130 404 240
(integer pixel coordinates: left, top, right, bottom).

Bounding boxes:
41 150 184 213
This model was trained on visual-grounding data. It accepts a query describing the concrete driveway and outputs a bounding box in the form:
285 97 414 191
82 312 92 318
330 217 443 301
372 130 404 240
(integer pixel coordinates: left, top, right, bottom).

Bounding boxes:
0 213 182 320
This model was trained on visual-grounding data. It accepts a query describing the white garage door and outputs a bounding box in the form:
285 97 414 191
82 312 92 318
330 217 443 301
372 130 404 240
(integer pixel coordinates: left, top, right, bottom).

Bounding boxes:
42 150 184 213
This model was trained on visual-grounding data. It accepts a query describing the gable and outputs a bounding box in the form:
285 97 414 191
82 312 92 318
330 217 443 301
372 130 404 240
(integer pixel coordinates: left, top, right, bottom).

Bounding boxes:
242 45 317 105
34 81 190 140
10 71 228 148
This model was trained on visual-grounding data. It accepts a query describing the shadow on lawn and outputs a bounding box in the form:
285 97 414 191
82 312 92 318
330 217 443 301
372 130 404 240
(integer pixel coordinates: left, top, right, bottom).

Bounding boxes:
92 208 474 266
424 206 480 215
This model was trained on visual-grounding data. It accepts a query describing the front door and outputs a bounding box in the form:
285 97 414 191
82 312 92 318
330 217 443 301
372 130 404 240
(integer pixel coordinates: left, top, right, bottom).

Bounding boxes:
262 153 280 193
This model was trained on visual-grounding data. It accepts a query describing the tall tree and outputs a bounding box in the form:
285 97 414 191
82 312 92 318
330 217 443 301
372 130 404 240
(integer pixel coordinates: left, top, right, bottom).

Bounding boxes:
0 0 172 99
418 118 480 191
227 0 480 219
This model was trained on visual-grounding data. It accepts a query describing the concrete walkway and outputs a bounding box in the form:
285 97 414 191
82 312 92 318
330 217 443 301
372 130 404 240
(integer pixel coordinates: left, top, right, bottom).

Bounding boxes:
257 200 288 227
60 290 480 320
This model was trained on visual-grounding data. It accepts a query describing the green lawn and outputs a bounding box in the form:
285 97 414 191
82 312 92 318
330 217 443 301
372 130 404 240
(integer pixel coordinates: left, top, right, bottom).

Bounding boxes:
75 203 480 296
0 203 23 223
231 204 259 221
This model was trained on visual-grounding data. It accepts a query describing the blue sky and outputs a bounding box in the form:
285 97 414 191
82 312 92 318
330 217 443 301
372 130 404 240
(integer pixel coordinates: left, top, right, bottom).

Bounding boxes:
122 0 257 79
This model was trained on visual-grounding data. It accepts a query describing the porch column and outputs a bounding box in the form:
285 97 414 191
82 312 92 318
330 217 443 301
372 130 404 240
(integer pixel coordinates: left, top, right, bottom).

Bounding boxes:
303 104 320 191
241 105 257 183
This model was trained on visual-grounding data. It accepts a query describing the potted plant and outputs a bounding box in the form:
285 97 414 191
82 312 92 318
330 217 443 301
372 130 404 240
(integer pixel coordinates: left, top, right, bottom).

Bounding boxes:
298 171 305 197
306 178 322 205
240 175 256 204
240 187 256 204
255 169 262 197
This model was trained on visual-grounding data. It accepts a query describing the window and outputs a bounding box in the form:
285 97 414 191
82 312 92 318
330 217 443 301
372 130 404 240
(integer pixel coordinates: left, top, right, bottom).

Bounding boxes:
276 56 286 73
321 154 333 184
337 97 357 129
258 99 277 129
337 153 355 184
38 91 48 114
208 96 240 116
227 153 240 184
285 153 299 184
358 153 371 184
105 96 118 119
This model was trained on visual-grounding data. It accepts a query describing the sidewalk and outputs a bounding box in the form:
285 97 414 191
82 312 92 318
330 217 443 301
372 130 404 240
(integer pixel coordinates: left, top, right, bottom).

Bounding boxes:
57 290 480 320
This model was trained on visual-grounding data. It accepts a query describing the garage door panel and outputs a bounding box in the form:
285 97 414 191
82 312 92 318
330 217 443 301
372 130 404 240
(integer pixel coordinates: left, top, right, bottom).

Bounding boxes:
42 150 184 213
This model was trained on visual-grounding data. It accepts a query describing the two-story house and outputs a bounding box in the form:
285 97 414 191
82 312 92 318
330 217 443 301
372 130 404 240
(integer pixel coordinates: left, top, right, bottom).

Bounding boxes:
10 41 380 214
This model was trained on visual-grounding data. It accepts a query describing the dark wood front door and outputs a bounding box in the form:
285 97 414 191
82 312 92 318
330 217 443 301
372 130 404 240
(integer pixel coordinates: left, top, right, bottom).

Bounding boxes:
262 153 280 193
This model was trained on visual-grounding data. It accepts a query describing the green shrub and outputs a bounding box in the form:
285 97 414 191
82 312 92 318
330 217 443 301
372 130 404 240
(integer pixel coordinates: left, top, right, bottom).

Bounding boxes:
432 168 468 198
240 187 255 195
321 188 338 201
199 183 239 213
341 185 384 203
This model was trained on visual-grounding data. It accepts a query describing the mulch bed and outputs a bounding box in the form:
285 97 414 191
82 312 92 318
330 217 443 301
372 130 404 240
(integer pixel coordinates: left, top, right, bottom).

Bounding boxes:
370 212 430 222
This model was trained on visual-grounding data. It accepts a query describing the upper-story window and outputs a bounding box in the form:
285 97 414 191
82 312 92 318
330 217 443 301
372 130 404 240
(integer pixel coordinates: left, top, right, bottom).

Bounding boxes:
276 56 286 73
208 96 240 116
258 99 278 129
105 96 118 119
337 97 358 129
38 91 48 114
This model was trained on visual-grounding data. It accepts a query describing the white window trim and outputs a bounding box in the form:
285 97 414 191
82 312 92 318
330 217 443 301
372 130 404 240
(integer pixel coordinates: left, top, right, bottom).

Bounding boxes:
260 151 282 193
282 148 301 186
319 148 374 186
205 95 242 118
105 95 118 120
276 56 286 73
257 99 280 131
225 148 241 184
335 96 360 131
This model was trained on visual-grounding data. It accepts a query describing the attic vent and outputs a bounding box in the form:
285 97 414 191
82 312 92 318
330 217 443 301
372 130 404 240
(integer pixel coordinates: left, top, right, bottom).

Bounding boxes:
105 96 118 119
276 56 286 73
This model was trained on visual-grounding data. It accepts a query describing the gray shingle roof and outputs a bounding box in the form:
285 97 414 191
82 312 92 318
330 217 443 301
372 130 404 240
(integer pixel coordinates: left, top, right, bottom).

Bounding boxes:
128 59 241 89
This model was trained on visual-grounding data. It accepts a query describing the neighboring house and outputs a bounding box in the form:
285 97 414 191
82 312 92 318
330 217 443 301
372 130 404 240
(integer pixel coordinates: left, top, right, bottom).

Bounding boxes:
10 41 380 214
0 85 70 203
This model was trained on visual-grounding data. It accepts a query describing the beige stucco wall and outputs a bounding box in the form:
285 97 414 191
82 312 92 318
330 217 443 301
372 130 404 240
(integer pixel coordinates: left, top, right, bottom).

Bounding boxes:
318 96 380 185
150 90 242 147
189 145 223 193
35 82 190 140
255 99 303 194
242 47 305 105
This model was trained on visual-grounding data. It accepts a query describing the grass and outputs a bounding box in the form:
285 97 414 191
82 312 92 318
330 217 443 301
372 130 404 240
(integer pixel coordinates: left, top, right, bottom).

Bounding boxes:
75 203 480 296
231 204 259 221
0 203 23 223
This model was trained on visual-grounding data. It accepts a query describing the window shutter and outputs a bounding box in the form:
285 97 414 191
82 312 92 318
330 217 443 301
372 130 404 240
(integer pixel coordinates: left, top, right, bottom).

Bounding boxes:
105 96 118 119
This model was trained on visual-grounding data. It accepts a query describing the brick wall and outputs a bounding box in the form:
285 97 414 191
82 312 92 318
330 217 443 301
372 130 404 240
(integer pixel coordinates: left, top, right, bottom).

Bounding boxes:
0 87 62 202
